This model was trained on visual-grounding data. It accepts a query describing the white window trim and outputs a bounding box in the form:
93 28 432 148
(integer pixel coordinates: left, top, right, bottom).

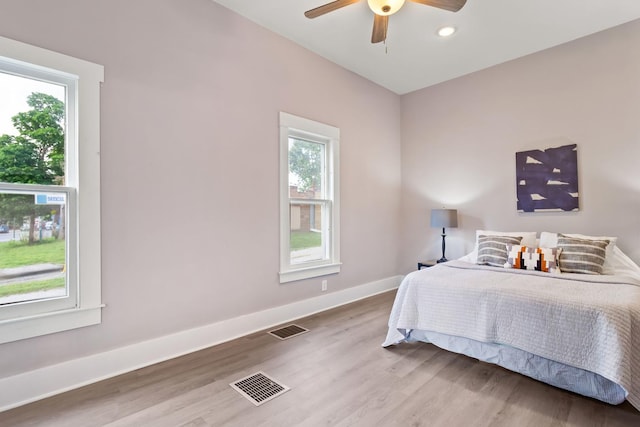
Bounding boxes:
0 36 104 344
279 112 340 283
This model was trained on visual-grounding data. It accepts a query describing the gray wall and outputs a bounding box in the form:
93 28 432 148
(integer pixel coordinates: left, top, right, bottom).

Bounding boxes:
0 0 402 377
400 19 640 272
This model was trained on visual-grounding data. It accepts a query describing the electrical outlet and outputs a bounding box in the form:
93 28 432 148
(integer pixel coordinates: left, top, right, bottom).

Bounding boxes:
321 280 328 291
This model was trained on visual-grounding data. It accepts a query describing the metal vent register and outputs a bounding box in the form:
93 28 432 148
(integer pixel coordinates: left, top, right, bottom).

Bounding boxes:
268 324 309 340
230 372 290 406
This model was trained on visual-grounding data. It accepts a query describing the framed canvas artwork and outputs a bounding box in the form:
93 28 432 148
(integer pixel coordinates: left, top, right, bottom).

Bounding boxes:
516 144 579 213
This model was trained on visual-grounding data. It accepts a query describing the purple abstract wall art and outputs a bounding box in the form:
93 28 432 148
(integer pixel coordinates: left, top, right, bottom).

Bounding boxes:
516 144 579 213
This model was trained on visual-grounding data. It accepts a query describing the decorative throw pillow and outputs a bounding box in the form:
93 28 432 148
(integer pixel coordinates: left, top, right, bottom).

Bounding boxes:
505 245 561 273
477 235 523 267
557 234 609 274
540 231 618 274
470 230 537 263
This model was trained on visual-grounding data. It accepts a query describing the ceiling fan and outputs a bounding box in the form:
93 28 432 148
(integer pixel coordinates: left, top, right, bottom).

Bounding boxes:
304 0 467 44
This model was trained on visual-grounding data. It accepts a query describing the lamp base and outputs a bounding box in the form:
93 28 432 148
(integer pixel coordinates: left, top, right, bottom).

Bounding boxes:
438 229 448 264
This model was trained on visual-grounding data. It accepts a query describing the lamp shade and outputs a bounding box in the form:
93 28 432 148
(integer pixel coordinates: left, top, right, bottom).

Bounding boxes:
367 0 405 16
430 209 458 228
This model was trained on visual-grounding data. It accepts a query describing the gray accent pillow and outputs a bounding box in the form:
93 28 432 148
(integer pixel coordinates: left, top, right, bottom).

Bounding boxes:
477 235 523 267
557 234 609 274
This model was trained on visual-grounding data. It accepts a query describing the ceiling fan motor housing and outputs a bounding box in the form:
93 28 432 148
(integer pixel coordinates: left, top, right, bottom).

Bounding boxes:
368 0 406 16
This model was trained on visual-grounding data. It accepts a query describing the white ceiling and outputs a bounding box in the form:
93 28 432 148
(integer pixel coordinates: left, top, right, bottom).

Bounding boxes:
211 0 640 95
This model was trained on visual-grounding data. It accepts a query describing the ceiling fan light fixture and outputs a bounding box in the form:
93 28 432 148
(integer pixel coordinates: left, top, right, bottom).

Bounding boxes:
437 26 457 37
367 0 405 16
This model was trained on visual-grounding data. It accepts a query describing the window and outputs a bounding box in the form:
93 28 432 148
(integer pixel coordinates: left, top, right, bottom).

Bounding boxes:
0 36 103 343
279 112 340 283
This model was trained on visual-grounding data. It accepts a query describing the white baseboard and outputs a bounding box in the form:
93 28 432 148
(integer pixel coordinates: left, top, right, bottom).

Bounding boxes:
0 275 401 412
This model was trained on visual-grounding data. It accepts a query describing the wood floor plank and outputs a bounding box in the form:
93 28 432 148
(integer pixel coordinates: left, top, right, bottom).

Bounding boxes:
2 290 640 426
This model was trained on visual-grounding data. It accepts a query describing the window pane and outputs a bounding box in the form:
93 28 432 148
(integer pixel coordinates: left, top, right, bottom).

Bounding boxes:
0 190 67 306
0 71 66 185
288 137 325 199
290 202 325 264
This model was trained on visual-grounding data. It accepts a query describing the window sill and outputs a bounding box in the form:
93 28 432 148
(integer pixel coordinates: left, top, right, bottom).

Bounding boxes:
0 305 104 344
279 262 341 284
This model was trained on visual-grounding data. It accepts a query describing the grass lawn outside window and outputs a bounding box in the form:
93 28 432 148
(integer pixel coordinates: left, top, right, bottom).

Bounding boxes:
0 239 65 298
290 231 321 250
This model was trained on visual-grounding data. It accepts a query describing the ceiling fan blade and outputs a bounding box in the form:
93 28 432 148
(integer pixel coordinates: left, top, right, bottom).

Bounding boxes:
408 0 467 12
304 0 361 19
371 14 388 44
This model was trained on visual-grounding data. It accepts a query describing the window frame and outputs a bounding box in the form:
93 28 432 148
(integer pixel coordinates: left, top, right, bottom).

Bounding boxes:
279 112 340 283
0 36 103 344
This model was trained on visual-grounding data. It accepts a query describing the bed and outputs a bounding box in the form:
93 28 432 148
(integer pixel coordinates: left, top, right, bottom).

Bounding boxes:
382 231 640 410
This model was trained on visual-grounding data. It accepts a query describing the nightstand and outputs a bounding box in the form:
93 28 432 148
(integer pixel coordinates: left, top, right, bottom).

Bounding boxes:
418 260 438 270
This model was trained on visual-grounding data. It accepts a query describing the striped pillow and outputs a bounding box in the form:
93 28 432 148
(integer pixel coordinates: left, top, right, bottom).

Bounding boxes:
477 235 523 267
506 245 561 273
557 234 609 274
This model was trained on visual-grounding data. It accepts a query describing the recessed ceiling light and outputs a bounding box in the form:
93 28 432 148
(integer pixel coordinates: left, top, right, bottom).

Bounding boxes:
437 26 456 37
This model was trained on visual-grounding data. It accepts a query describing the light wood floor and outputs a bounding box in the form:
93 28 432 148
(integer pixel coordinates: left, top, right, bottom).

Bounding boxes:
2 290 640 426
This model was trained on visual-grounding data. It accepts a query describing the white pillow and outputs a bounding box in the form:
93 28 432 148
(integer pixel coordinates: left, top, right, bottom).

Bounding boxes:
539 232 618 274
607 246 640 278
468 230 538 264
539 232 617 248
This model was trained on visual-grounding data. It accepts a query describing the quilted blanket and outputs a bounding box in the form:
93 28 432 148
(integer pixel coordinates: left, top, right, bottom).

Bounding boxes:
383 261 640 410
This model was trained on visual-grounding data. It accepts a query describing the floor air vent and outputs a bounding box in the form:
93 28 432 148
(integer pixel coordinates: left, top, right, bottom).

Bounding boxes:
230 371 290 406
268 324 309 340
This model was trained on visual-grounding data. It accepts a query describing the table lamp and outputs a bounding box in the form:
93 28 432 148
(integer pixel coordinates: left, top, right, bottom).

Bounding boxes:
430 208 458 263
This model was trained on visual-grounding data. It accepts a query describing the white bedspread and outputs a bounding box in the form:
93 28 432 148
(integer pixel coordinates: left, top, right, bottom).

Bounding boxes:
383 260 640 410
